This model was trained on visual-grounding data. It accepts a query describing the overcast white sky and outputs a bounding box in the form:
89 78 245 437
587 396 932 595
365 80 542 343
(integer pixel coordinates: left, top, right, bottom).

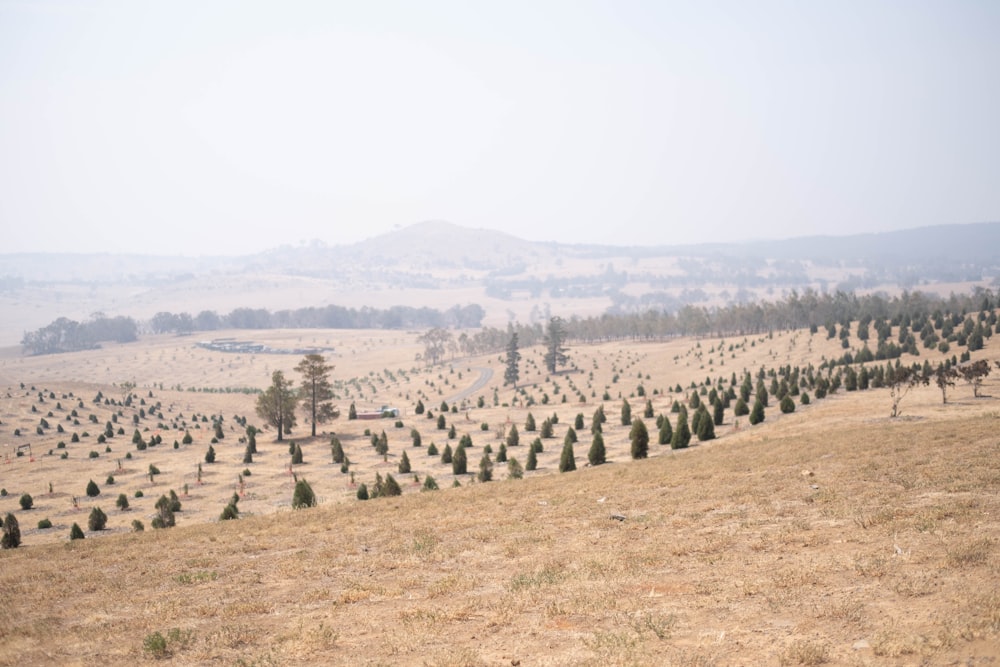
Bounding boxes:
1 1 998 256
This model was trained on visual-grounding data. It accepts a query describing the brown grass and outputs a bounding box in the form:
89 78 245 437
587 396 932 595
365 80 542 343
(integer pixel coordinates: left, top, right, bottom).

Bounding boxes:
0 325 998 664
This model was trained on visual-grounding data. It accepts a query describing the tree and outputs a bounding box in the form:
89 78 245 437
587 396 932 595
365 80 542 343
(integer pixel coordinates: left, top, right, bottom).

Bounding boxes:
478 451 494 482
887 365 929 418
588 432 606 466
671 412 691 449
255 370 297 442
205 445 216 464
296 354 336 437
152 495 176 529
86 479 100 497
410 428 422 447
292 479 317 508
418 328 452 366
116 493 129 510
507 457 524 480
70 522 85 540
630 418 649 459
620 399 632 426
543 316 569 373
398 450 411 474
452 443 468 475
525 444 537 471
525 413 536 432
291 442 304 465
506 424 520 447
695 408 715 441
658 414 672 445
958 359 991 398
381 474 402 497
1 513 20 549
749 399 765 425
19 493 32 510
559 440 576 472
934 365 958 404
779 395 796 414
88 507 108 531
504 332 521 387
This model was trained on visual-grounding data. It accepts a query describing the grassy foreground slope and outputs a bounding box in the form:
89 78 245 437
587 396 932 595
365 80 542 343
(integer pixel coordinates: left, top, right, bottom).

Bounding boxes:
1 379 999 665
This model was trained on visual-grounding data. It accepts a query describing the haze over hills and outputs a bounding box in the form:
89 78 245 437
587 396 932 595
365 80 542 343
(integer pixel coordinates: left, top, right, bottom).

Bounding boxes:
1 220 998 347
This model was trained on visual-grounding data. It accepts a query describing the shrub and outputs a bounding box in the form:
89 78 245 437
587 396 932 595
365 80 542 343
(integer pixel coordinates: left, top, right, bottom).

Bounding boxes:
749 399 765 425
86 479 100 497
291 442 303 465
356 483 369 500
182 431 193 445
780 395 796 414
205 445 215 463
398 450 411 474
292 479 317 508
440 443 452 464
507 457 524 479
88 507 108 531
525 445 537 471
671 412 691 449
116 493 129 510
478 451 494 482
427 442 438 456
19 493 33 510
106 475 115 485
70 522 85 540
220 503 239 521
421 475 439 491
153 495 176 528
37 518 52 529
1 513 21 549
135 489 144 498
131 519 144 532
506 424 520 447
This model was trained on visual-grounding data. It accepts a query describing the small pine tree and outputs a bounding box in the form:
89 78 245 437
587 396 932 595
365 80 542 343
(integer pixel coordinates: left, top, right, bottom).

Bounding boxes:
733 398 749 417
506 423 520 447
427 442 439 456
382 474 402 497
243 444 253 464
620 399 632 426
496 442 507 463
1 513 21 549
356 483 369 500
564 426 578 445
478 451 494 482
749 399 765 425
348 402 357 420
525 445 537 471
291 442 304 465
205 445 216 463
292 479 317 508
780 395 796 414
452 443 468 475
588 432 606 465
86 479 100 497
88 506 108 531
182 430 193 445
658 414 673 445
410 428 422 447
441 443 453 464
398 450 411 474
330 435 344 463
559 440 576 472
696 409 715 441
19 493 32 510
525 413 536 432
671 411 691 449
116 493 129 510
220 503 239 520
507 457 524 479
70 522 85 540
630 419 649 459
421 475 439 491
540 418 553 438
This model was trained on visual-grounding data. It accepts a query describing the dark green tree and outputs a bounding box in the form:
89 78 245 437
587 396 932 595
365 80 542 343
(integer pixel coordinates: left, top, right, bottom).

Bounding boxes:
398 450 411 474
630 418 649 459
749 398 765 425
525 413 536 432
255 370 297 441
588 432 606 465
291 442 304 465
478 451 494 482
695 408 715 441
620 399 632 426
441 443 452 464
779 395 796 414
1 513 20 549
671 411 691 449
381 474 402 497
88 506 108 531
205 445 216 463
506 423 520 447
292 479 317 508
19 493 32 510
116 493 129 510
70 522 85 540
543 316 569 373
452 443 468 475
658 414 672 445
86 479 100 497
504 332 521 387
559 440 576 472
525 444 537 471
296 353 336 437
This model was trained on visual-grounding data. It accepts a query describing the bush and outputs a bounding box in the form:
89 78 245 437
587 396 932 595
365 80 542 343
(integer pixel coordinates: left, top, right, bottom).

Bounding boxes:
292 479 317 508
37 518 52 529
106 475 115 485
398 450 411 474
1 513 21 549
220 503 239 521
749 399 765 425
588 432 606 466
70 522 85 540
131 519 144 532
88 507 108 531
382 473 402 497
478 451 494 482
780 395 796 414
86 479 100 497
421 475 439 491
356 483 369 500
19 493 33 510
182 430 193 445
116 493 129 510
630 419 649 459
507 456 525 479
452 444 468 475
205 445 215 463
291 442 303 465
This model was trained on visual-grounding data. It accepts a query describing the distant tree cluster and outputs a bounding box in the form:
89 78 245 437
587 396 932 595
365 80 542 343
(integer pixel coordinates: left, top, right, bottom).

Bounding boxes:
21 315 138 355
147 303 485 335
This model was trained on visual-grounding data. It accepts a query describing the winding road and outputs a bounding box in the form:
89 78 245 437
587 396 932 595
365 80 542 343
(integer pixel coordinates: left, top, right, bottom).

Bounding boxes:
445 366 494 404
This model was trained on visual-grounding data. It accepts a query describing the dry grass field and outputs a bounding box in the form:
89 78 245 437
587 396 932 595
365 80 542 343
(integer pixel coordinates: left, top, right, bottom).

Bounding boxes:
0 324 998 665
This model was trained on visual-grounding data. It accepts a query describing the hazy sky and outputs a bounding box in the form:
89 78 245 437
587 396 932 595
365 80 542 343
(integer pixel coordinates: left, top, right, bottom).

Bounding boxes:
1 1 998 256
